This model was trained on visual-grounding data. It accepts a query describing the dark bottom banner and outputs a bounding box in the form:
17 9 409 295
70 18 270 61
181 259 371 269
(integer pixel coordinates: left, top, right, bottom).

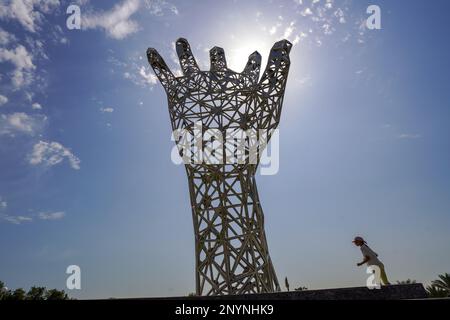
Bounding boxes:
1 299 449 319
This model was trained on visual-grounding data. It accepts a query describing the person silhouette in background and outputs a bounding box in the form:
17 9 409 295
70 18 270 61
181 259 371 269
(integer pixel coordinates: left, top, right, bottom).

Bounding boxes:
353 236 391 286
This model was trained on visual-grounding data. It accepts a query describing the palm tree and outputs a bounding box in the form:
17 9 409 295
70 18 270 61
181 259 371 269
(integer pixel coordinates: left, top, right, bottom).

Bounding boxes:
431 273 450 294
426 285 448 298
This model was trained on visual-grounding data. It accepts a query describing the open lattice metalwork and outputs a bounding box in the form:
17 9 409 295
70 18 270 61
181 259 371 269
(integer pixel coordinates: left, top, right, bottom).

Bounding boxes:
147 38 292 295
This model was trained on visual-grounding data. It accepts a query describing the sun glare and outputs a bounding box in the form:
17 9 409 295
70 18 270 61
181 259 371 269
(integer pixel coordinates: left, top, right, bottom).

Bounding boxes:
224 35 275 72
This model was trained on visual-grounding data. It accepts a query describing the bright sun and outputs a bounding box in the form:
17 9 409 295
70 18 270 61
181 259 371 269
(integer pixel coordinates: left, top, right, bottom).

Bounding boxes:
223 34 275 72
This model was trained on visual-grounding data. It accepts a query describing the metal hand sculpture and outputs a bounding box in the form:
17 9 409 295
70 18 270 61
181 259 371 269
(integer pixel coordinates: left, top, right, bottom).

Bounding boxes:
147 38 292 296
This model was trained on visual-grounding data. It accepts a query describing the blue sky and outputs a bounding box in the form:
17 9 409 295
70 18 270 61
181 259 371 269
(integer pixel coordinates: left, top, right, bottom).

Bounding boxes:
0 0 449 298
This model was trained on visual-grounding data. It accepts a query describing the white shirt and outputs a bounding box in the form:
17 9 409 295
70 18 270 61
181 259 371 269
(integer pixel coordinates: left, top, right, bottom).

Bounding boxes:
360 244 383 266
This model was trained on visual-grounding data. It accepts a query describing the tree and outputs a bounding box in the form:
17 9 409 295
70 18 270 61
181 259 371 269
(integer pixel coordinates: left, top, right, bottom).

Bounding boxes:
294 286 308 291
12 288 26 300
0 281 11 300
431 273 450 294
26 286 47 300
396 279 416 284
45 289 69 300
0 280 71 300
426 285 448 298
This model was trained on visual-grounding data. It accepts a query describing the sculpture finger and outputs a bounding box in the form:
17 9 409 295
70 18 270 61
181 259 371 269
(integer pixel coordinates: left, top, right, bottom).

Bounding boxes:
146 48 177 92
242 51 261 84
176 38 200 75
259 39 292 89
210 46 227 72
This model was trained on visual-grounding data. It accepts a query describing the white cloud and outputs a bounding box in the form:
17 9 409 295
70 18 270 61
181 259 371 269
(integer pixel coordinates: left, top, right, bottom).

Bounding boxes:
301 8 313 16
29 140 81 170
38 211 65 220
0 94 8 106
283 21 295 39
0 197 6 210
25 91 33 102
0 0 60 33
1 214 33 224
111 54 158 88
0 44 35 70
397 133 421 139
1 211 65 224
322 23 334 35
139 66 157 85
0 27 16 45
169 4 179 15
100 107 114 113
0 112 44 136
269 25 278 35
334 8 346 23
38 0 60 13
0 196 65 224
31 102 42 109
49 24 69 45
0 44 35 88
82 0 140 40
0 0 39 32
145 0 179 16
295 75 312 87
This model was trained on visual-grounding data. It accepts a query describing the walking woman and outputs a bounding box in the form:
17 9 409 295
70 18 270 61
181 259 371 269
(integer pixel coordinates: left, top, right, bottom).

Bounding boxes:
353 236 391 285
